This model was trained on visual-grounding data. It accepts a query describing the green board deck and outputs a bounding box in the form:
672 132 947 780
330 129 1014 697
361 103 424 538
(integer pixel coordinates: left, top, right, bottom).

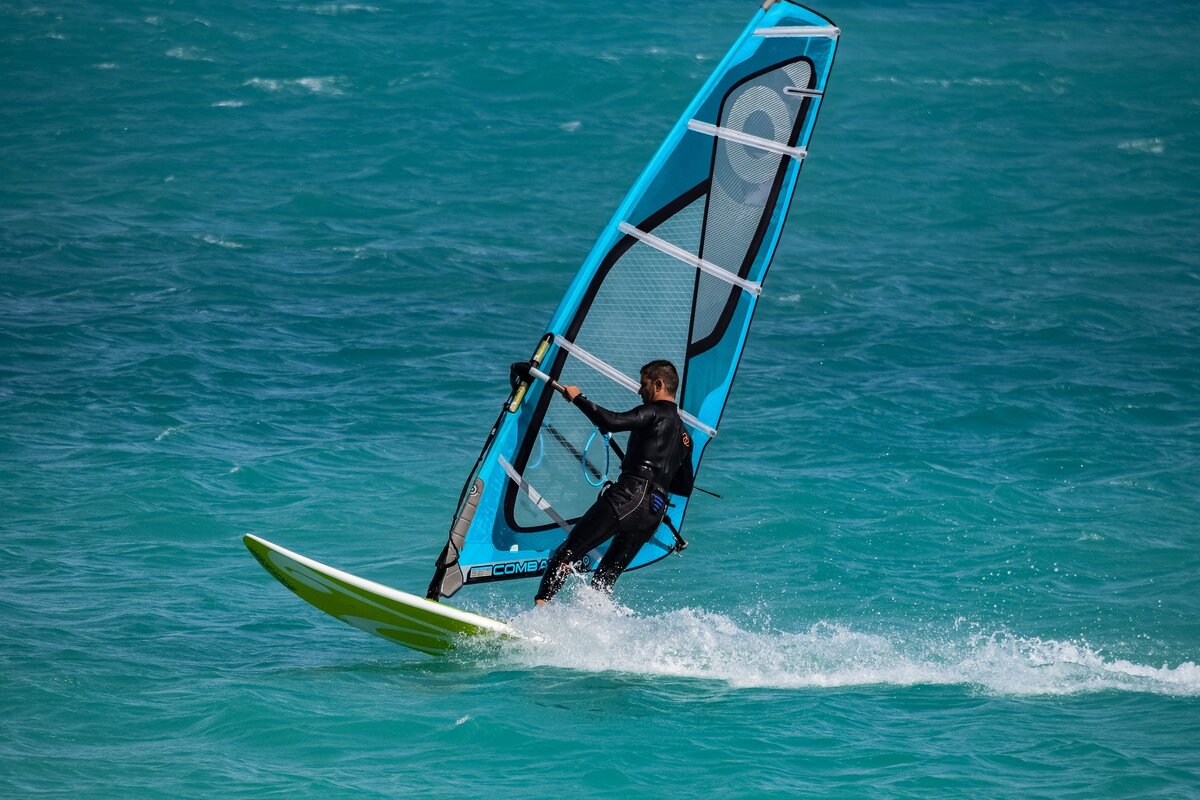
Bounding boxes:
244 534 512 655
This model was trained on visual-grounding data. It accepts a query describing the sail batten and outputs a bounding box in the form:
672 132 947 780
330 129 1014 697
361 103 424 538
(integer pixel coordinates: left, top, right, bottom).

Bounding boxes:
687 120 809 160
555 337 641 395
754 25 840 38
617 222 763 296
428 2 839 599
497 456 572 533
555 337 718 438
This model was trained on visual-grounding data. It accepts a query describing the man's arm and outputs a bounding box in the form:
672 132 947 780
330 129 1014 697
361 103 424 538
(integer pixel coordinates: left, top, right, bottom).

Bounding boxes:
561 386 653 433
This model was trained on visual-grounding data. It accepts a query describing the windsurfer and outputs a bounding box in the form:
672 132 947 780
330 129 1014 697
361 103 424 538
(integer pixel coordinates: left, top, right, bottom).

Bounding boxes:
533 360 694 604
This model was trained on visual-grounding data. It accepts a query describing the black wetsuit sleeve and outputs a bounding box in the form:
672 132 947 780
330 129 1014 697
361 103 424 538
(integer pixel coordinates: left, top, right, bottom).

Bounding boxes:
572 395 655 434
668 430 695 496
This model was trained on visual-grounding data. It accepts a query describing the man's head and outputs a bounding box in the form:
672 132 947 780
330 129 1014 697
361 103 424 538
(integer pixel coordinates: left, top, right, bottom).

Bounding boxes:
639 360 679 403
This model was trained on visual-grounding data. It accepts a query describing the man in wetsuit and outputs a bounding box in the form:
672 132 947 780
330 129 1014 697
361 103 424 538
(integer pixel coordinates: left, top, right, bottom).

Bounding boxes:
534 360 694 605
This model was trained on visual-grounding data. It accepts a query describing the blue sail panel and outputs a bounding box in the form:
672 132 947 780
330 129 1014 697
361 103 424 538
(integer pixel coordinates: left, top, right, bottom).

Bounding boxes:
428 2 839 598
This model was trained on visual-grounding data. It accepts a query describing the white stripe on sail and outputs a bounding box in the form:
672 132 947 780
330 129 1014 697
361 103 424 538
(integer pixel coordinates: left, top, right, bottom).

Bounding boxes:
753 26 840 38
687 120 807 161
617 222 762 296
497 456 572 533
554 338 718 438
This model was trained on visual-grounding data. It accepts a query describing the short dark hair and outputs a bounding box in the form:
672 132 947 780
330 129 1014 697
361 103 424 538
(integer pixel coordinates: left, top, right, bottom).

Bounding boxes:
640 360 679 395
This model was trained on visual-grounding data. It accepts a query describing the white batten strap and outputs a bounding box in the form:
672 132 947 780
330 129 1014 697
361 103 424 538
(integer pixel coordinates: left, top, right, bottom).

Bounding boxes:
554 338 718 438
617 222 762 297
497 456 572 533
784 86 823 98
687 120 807 161
754 26 840 38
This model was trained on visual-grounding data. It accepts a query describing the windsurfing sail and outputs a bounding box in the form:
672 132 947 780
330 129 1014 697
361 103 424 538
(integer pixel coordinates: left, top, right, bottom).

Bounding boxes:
428 1 839 599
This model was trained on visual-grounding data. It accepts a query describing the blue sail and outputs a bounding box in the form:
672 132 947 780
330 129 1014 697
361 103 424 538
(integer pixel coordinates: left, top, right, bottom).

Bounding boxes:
429 2 839 598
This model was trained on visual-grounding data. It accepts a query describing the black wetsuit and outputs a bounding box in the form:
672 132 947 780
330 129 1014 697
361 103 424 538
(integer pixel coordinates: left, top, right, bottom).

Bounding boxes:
535 396 694 602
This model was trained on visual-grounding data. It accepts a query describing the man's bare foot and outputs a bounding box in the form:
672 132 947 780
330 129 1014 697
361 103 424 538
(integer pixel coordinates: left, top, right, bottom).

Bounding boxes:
535 599 548 606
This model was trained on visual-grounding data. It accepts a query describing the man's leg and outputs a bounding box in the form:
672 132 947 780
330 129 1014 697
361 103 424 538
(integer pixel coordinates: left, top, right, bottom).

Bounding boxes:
590 525 655 596
534 499 617 604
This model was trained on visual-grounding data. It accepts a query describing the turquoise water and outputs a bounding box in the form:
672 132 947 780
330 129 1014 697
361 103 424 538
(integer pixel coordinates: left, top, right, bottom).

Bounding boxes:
3 0 1199 796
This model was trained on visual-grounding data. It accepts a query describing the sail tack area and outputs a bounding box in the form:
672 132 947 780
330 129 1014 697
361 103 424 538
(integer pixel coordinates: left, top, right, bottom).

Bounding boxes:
428 2 838 599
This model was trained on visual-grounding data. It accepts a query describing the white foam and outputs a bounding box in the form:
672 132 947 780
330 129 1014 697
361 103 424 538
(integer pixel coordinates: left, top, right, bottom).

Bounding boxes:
293 3 380 14
867 75 1041 94
295 77 344 96
213 100 245 108
166 46 212 62
200 234 244 249
154 426 180 442
244 76 345 96
1118 137 1164 155
491 591 1199 697
244 78 282 93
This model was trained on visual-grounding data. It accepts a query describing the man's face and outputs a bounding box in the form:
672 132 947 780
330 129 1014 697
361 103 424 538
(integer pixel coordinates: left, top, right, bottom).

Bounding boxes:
639 375 658 404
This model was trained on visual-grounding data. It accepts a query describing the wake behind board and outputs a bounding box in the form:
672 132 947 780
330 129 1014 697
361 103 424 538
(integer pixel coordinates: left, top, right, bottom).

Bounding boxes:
243 534 512 655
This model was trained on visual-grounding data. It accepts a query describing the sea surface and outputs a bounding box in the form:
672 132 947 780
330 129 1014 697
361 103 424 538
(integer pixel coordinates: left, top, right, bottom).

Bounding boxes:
3 1 1199 797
